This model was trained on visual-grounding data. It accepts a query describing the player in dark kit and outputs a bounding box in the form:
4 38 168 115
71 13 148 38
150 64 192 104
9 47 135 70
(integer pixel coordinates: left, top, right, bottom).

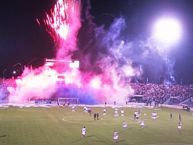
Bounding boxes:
170 113 172 119
179 113 182 122
96 113 99 120
94 113 96 120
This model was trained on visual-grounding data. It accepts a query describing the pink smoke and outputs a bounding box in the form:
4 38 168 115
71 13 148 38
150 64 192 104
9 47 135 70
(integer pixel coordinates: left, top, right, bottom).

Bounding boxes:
6 0 140 104
7 67 58 103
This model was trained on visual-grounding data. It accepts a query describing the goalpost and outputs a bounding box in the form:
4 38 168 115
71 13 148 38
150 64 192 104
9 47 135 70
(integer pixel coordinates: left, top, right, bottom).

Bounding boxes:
57 97 79 106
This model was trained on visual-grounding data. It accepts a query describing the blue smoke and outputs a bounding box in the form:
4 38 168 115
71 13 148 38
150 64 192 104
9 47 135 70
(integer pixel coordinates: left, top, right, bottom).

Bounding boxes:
54 84 98 104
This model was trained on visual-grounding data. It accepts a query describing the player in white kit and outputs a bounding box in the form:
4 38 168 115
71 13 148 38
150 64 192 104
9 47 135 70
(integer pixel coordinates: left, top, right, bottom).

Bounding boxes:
113 130 119 143
122 121 128 128
178 121 182 130
140 120 145 128
82 126 86 137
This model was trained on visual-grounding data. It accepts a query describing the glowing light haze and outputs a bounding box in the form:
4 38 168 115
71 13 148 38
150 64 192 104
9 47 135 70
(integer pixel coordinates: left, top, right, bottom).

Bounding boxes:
152 17 182 45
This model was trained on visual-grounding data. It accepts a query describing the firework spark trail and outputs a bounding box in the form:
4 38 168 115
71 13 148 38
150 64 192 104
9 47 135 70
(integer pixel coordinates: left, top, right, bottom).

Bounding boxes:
45 0 81 59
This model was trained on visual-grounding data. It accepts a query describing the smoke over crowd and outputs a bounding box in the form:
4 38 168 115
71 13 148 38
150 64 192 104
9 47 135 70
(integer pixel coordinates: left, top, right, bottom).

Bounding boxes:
1 0 179 104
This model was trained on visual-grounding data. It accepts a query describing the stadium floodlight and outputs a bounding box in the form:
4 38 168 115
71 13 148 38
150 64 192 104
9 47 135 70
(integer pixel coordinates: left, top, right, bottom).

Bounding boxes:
152 17 182 46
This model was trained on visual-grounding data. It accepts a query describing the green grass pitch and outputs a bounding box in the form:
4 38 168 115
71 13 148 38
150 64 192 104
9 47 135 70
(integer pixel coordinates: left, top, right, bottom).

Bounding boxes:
0 106 193 145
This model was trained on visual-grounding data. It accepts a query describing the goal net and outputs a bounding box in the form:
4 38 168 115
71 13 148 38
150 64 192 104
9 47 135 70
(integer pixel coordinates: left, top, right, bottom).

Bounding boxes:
57 97 79 106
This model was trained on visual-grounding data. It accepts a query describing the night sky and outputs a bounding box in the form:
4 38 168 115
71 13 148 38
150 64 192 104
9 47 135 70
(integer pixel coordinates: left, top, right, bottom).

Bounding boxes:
0 0 193 83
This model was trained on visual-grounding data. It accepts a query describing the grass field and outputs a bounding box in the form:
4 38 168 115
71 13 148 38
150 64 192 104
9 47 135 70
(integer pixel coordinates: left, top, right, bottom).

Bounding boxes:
0 106 193 145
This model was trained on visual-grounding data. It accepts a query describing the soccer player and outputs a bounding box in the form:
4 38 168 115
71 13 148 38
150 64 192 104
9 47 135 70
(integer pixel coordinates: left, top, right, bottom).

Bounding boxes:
178 121 182 130
152 112 158 120
134 111 140 119
113 130 119 143
105 102 107 107
94 113 96 120
140 120 145 128
103 108 106 115
82 126 86 137
134 112 137 120
72 106 75 112
121 109 124 117
114 108 119 117
170 113 172 119
179 113 182 122
96 113 99 120
122 121 128 128
83 106 88 112
88 108 92 116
